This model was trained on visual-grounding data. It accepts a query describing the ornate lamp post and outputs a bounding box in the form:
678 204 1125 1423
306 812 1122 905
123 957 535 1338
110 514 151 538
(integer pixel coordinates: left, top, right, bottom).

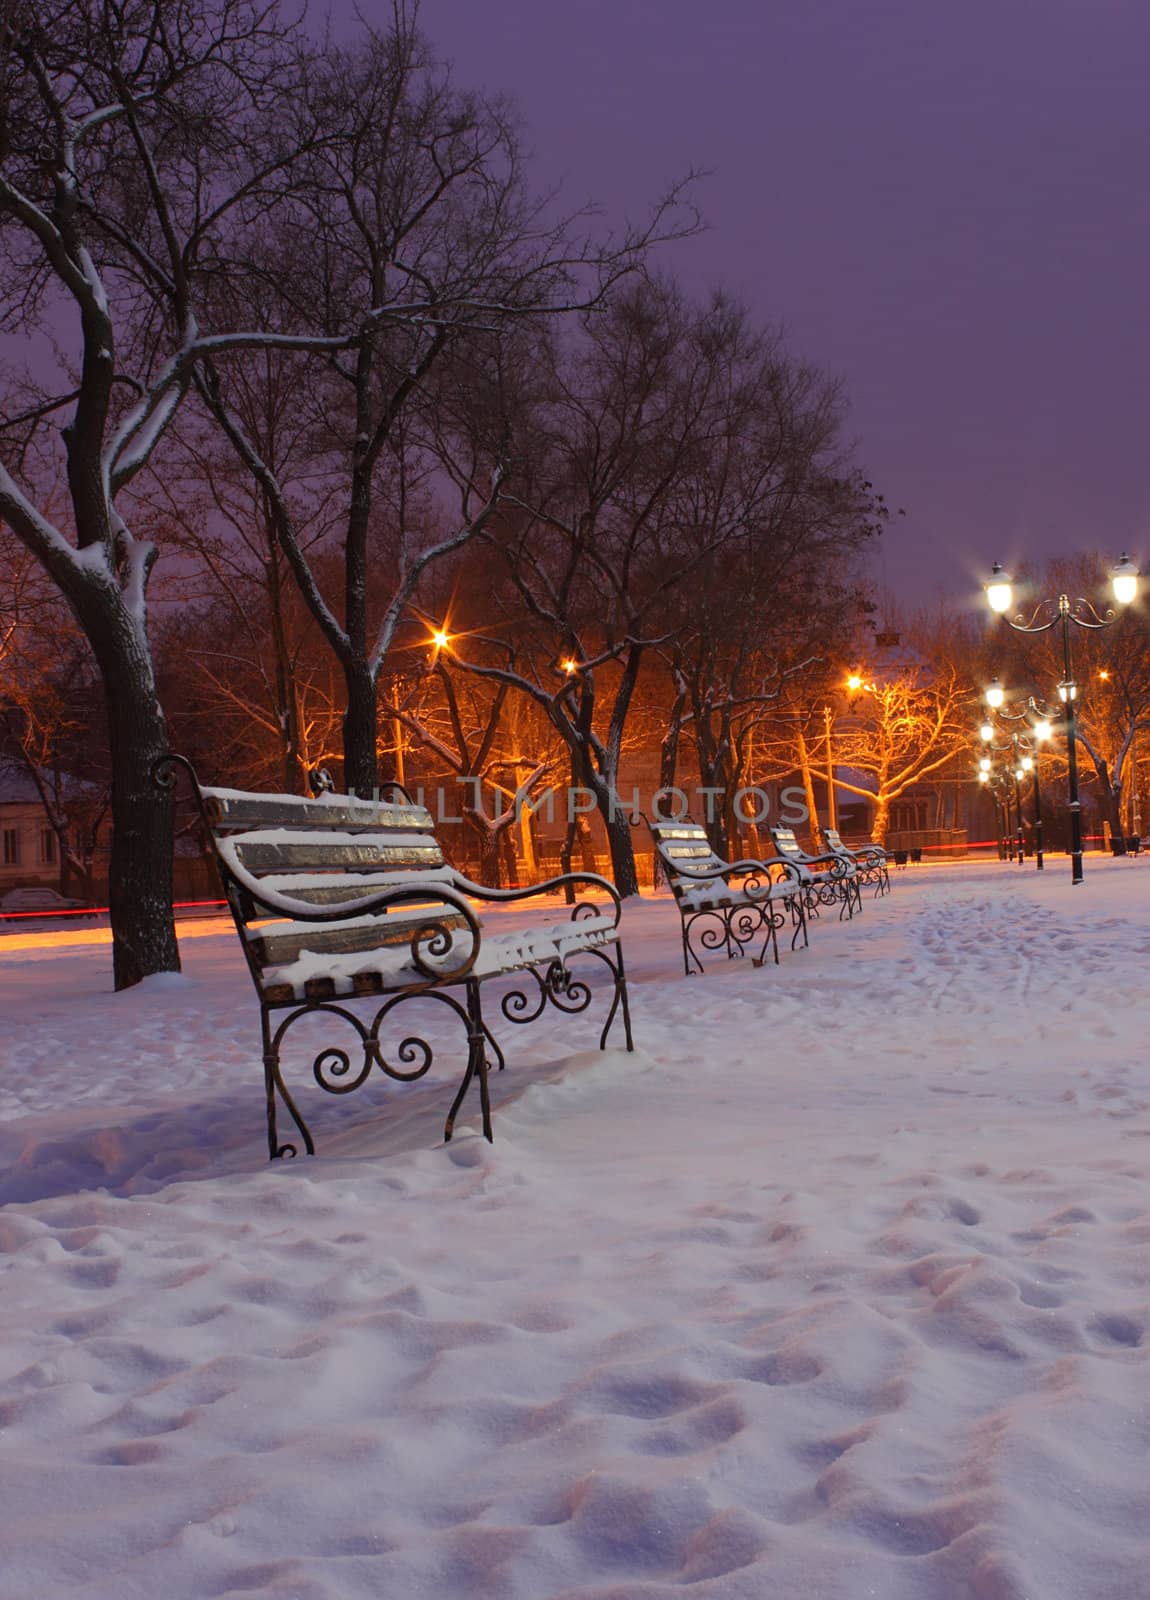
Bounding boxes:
979 684 1053 870
985 557 1139 884
978 763 1015 859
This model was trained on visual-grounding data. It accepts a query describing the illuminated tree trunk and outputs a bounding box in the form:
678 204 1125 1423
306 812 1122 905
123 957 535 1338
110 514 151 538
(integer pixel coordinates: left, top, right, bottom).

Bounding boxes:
794 723 822 846
871 792 890 846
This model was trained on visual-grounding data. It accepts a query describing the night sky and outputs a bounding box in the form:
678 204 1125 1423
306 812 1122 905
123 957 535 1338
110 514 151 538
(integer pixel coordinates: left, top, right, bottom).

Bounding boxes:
367 0 1150 612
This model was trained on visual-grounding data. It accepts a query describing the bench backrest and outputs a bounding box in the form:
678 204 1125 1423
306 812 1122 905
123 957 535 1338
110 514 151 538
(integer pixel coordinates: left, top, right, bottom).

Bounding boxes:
647 819 729 898
202 785 470 996
769 826 808 862
823 827 849 854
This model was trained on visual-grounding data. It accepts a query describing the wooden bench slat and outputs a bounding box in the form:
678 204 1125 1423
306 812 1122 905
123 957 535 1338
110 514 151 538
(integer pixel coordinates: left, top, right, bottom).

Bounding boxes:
247 908 469 967
203 788 435 832
225 834 445 875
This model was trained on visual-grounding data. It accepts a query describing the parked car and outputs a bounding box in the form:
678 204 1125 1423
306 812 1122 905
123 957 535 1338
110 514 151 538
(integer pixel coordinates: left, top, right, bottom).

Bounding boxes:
0 886 92 916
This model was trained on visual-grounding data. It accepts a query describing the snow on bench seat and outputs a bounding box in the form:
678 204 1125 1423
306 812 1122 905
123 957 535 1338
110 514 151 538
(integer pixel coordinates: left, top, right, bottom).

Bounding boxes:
261 914 619 1002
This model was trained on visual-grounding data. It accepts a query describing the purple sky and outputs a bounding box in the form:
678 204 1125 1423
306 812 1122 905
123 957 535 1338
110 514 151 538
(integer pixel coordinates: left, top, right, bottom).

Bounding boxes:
385 0 1150 612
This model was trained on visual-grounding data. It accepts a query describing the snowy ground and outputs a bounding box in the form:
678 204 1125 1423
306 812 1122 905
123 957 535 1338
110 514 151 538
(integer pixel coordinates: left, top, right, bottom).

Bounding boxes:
2 858 1149 1600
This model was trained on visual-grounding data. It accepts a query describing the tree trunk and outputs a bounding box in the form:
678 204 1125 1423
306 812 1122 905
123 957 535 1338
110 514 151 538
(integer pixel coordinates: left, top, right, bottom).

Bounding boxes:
342 660 379 796
603 805 640 897
653 689 685 888
575 812 599 874
795 724 821 848
99 643 180 990
265 547 308 794
517 800 539 882
1106 785 1127 854
474 820 503 888
871 793 890 846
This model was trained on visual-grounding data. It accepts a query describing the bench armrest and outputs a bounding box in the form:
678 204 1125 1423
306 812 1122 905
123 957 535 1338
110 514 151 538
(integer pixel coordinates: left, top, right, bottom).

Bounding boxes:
221 861 484 981
664 857 805 894
795 851 856 877
451 870 623 929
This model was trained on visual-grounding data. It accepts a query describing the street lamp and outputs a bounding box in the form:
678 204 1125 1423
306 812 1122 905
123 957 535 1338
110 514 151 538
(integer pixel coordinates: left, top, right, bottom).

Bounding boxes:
984 557 1139 883
979 693 1051 871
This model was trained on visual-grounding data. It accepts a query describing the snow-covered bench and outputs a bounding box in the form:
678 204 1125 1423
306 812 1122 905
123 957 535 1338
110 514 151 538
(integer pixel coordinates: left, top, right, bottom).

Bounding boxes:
769 826 861 920
823 827 892 898
647 818 808 976
155 757 633 1159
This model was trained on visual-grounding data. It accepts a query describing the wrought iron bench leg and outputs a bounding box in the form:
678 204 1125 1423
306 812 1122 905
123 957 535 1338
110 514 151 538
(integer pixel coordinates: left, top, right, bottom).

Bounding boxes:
573 942 635 1051
608 942 635 1051
261 1005 316 1160
789 895 809 950
769 905 782 967
444 979 493 1144
681 919 698 977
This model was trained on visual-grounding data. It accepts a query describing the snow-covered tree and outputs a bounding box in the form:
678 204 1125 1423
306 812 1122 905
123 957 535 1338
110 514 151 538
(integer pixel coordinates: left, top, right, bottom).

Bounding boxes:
0 0 347 984
830 645 974 844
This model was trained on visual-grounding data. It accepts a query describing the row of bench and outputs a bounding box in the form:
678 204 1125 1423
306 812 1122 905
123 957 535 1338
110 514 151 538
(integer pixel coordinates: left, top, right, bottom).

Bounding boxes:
650 819 890 977
155 757 890 1161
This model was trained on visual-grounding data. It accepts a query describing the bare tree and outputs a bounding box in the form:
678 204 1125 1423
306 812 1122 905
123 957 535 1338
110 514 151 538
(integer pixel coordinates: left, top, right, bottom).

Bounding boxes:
444 283 747 895
0 0 351 984
195 6 696 796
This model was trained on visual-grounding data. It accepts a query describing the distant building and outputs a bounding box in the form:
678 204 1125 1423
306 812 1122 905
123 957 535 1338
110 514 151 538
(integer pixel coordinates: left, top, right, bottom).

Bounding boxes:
0 764 66 892
0 761 111 900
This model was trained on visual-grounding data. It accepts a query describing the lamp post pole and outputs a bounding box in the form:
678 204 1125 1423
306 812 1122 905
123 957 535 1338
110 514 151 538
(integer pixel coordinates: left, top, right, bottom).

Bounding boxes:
1031 753 1045 871
1056 598 1085 884
995 785 1008 860
823 704 837 835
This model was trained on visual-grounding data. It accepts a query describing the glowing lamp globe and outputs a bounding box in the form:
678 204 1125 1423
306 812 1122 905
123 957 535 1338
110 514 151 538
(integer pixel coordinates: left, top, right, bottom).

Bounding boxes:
986 564 1014 615
985 679 1006 710
1111 554 1139 607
